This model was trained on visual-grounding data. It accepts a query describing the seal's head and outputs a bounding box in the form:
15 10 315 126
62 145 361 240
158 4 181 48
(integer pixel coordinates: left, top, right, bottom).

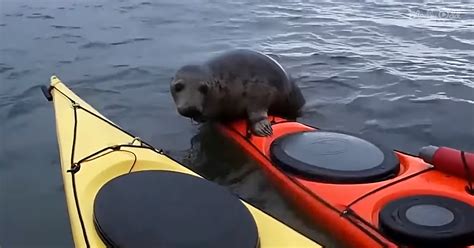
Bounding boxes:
170 64 212 122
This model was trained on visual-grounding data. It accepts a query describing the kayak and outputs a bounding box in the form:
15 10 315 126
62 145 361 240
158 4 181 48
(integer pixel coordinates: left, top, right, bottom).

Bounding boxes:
42 75 321 248
217 117 474 248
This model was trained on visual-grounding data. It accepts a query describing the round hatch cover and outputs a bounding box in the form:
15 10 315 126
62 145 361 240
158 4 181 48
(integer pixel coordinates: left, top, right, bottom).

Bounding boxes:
379 195 474 247
270 131 399 183
93 170 259 248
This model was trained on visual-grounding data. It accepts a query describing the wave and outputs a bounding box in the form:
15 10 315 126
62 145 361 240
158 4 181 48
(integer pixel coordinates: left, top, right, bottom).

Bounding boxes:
0 63 14 74
50 25 81 30
27 13 54 19
417 34 474 50
80 38 153 49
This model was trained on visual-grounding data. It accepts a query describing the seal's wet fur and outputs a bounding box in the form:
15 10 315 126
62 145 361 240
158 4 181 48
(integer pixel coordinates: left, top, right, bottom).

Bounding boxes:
170 49 305 136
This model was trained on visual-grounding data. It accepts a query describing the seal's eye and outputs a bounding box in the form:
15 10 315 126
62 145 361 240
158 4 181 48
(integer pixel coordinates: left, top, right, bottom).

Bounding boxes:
199 85 208 95
174 83 184 92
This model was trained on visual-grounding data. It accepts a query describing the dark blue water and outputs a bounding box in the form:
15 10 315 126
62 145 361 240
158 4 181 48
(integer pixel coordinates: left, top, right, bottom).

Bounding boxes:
1 0 473 247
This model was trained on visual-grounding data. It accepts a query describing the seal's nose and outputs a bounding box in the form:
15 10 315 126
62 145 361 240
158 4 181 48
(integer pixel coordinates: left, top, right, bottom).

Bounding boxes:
179 107 202 118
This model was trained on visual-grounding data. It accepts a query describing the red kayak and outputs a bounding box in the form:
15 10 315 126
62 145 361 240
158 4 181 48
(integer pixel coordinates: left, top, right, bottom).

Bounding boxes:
217 116 474 248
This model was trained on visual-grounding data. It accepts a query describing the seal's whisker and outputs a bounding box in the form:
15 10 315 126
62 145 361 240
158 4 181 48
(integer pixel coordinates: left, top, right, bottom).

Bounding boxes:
190 118 199 126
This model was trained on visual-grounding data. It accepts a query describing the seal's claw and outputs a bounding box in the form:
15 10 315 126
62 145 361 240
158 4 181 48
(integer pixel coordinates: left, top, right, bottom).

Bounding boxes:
252 119 273 137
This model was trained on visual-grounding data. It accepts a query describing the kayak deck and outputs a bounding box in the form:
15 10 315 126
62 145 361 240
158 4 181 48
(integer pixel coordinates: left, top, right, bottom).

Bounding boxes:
218 116 474 248
47 75 321 248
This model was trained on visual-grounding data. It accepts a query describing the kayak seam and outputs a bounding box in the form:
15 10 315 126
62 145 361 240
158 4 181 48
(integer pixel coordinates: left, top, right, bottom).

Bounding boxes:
461 151 474 195
342 209 390 248
69 102 91 248
69 170 90 248
51 85 91 247
345 167 433 210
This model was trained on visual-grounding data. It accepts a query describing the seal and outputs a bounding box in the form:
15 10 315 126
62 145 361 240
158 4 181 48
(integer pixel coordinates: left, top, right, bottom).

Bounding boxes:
170 49 305 137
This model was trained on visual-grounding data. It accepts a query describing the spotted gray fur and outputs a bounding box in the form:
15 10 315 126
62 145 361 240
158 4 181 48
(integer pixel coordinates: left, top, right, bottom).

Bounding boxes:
170 49 305 136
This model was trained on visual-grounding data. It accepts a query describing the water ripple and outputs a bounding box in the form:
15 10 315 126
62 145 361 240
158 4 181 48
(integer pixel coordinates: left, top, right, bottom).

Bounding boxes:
0 63 14 74
50 25 81 30
26 13 54 19
410 92 474 104
110 37 153 45
418 34 474 50
80 38 153 49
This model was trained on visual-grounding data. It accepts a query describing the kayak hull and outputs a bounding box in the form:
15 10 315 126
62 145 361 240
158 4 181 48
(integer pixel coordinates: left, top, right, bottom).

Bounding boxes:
218 117 474 248
47 76 321 248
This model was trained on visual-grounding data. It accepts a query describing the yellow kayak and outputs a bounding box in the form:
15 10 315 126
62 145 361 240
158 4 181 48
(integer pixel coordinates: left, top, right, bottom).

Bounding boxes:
43 75 321 248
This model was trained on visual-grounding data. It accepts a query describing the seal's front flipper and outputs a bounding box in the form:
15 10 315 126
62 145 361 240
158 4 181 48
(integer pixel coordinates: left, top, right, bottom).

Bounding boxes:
247 106 273 137
251 118 273 137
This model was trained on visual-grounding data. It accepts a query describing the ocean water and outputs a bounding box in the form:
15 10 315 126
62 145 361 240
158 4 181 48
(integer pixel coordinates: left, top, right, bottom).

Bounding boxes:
1 0 473 247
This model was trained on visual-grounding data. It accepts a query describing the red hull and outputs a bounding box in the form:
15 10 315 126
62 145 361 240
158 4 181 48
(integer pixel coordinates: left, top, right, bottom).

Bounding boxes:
217 117 474 248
